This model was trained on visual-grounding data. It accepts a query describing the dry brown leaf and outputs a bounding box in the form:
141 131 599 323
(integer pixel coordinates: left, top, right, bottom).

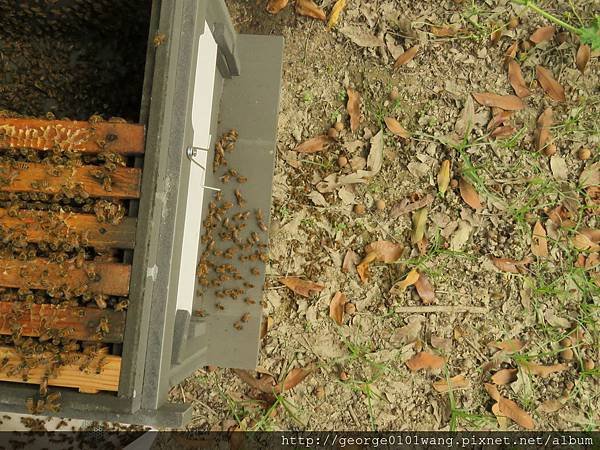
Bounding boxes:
437 160 451 196
384 117 411 138
530 25 555 44
356 251 377 283
576 44 591 74
394 45 419 68
572 233 600 251
431 26 457 37
484 383 535 429
347 88 361 132
280 277 325 297
535 107 554 152
365 240 404 263
491 368 518 385
266 0 289 14
391 269 420 294
233 369 276 394
327 0 347 29
491 339 525 353
507 60 530 98
472 92 525 111
538 398 567 413
433 375 469 393
532 221 549 257
487 110 513 131
491 125 516 138
329 291 347 325
295 0 326 20
279 366 313 391
536 65 566 102
391 194 434 218
490 257 532 274
459 178 483 210
520 362 567 378
414 272 435 304
342 249 360 273
406 351 445 371
295 135 332 153
504 41 518 65
412 208 428 244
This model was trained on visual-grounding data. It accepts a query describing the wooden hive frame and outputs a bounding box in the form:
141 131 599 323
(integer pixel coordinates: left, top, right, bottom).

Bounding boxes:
0 118 144 394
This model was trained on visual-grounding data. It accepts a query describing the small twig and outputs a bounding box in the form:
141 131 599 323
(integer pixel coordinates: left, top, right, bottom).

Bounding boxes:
395 305 488 314
348 404 361 428
180 385 186 403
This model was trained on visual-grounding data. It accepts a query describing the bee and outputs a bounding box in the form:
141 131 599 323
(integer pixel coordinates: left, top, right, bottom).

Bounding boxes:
114 300 129 311
234 189 246 207
223 247 236 259
236 176 248 184
97 317 110 335
215 303 225 311
94 295 107 310
39 377 48 397
243 282 255 289
95 356 108 375
193 309 206 318
219 174 231 183
250 267 260 276
215 290 226 299
244 297 256 305
241 313 250 323
233 321 243 331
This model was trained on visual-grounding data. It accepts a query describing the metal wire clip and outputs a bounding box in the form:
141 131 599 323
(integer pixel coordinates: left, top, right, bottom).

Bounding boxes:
186 146 221 192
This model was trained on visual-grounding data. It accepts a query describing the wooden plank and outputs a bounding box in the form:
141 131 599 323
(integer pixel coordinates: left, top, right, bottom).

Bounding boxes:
0 346 121 393
0 258 131 296
0 302 126 343
0 162 141 199
0 208 136 249
0 118 145 155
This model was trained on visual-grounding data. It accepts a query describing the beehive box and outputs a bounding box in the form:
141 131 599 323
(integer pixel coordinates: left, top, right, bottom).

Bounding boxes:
0 0 283 427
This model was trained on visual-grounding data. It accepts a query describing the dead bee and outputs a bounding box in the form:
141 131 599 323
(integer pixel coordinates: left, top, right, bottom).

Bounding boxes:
215 303 225 311
193 309 206 318
223 247 236 259
243 282 255 289
219 174 231 183
222 201 234 210
114 300 129 311
250 267 260 276
241 313 250 323
244 297 256 305
233 321 243 331
236 176 248 184
234 189 246 207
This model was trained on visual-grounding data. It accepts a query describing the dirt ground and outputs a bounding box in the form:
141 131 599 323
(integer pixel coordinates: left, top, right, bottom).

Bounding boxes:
173 0 599 431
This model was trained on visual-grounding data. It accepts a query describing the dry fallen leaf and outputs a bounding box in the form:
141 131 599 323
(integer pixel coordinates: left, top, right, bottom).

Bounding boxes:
490 257 532 274
576 44 591 74
535 107 554 153
491 126 516 138
295 0 326 20
266 0 289 14
437 160 451 196
406 351 445 371
491 368 518 385
342 249 360 273
432 375 469 393
485 383 535 429
487 110 513 131
384 117 411 138
504 41 518 65
531 221 549 257
295 135 332 153
394 45 419 68
491 339 525 353
365 240 404 263
538 398 567 413
414 272 435 304
412 208 428 244
279 366 314 391
391 194 434 218
327 0 347 29
507 60 530 98
536 65 566 102
329 291 347 325
347 88 361 132
530 25 555 44
391 268 420 294
431 26 458 37
459 177 483 210
233 369 276 394
472 92 524 111
280 277 325 297
520 362 567 378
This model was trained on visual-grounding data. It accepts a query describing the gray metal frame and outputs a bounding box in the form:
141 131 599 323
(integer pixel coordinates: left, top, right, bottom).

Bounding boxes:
0 0 283 428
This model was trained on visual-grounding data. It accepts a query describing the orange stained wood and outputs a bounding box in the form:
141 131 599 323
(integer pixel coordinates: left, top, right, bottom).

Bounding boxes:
0 162 141 199
0 346 121 393
0 258 131 296
0 302 126 343
0 208 136 249
0 118 145 155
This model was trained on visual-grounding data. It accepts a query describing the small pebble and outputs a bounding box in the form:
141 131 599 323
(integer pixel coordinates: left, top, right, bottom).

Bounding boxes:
577 147 591 160
450 178 459 189
375 199 386 211
337 155 348 168
560 348 573 361
389 86 400 101
327 127 339 139
354 203 366 215
344 302 356 315
334 121 345 132
339 371 349 381
583 359 595 371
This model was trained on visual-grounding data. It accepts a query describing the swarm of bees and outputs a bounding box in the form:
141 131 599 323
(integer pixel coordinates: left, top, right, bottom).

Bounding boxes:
197 130 272 331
